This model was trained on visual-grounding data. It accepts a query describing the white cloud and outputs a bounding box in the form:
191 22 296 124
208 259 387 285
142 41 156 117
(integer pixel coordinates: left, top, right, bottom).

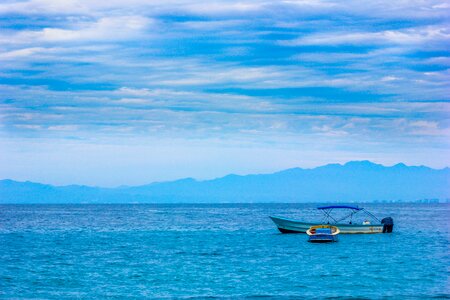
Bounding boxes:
178 19 248 30
1 0 449 22
0 0 90 15
115 98 152 105
0 0 266 17
0 0 449 181
182 2 264 16
1 15 152 44
381 76 401 82
0 47 45 59
47 125 79 131
402 120 450 137
282 26 450 46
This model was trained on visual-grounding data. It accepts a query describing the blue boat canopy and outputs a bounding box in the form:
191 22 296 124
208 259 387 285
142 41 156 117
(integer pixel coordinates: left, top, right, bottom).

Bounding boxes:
317 205 362 210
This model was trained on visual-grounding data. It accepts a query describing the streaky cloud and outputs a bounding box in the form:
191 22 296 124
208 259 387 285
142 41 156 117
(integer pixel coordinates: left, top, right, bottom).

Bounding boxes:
0 0 449 184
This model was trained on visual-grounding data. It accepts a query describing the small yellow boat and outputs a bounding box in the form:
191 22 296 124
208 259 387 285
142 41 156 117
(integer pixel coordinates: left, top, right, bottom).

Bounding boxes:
306 225 340 243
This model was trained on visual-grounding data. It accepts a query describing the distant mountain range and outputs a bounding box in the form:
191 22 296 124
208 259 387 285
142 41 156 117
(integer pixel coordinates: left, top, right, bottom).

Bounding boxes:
1 161 449 203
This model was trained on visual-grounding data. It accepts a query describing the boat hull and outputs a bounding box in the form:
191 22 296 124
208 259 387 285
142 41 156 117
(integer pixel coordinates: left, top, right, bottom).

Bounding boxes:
308 234 338 243
270 216 383 234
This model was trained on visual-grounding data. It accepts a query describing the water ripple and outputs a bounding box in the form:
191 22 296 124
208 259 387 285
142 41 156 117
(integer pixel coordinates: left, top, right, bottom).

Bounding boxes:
0 203 449 298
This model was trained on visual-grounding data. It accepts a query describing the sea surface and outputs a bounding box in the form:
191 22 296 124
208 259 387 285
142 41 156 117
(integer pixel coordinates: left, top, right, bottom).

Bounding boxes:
1 203 449 299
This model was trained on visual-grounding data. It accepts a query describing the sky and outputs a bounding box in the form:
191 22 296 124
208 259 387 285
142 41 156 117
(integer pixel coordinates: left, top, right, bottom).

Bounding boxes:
0 0 449 187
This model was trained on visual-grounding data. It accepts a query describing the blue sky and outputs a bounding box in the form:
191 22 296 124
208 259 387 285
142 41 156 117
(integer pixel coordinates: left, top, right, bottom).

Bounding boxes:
0 0 449 186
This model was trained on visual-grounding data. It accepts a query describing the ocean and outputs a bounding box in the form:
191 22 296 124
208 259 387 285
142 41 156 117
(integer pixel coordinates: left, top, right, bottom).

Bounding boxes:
1 203 449 299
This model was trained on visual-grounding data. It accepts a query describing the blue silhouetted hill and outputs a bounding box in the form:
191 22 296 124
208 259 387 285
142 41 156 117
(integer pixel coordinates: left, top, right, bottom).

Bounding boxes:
1 161 449 203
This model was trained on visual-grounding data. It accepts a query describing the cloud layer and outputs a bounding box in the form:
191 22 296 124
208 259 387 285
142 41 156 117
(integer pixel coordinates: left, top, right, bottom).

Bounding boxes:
0 0 449 185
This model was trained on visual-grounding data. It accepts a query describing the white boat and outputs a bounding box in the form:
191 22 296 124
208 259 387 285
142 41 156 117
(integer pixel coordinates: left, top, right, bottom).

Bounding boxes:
270 205 391 234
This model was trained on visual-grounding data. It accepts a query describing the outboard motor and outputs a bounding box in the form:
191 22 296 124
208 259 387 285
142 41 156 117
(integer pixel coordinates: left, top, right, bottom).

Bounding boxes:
381 217 394 233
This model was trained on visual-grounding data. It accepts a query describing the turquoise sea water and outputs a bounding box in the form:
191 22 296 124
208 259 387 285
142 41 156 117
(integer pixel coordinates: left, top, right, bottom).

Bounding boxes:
1 203 449 299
